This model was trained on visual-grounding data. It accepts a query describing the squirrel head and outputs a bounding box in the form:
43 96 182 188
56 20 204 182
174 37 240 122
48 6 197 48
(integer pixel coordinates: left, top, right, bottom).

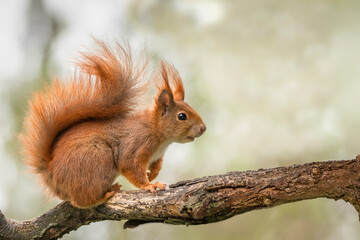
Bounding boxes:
154 61 206 143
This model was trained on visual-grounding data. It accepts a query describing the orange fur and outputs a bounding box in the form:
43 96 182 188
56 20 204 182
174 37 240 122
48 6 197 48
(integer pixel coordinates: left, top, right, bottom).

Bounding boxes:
21 40 206 208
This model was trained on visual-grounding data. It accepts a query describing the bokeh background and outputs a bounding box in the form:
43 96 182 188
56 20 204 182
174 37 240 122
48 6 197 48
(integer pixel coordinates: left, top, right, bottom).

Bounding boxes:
1 0 360 239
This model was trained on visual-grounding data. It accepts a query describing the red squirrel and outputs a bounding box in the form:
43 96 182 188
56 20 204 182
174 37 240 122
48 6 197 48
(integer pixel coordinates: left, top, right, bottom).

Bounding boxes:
20 40 206 208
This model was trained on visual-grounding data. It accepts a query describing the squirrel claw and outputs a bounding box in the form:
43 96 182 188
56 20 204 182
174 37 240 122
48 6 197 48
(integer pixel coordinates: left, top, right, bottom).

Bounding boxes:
143 182 167 193
143 184 157 193
153 182 166 191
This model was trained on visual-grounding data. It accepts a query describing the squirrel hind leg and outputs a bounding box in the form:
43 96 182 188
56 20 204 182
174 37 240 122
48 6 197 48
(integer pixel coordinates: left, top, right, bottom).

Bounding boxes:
70 183 121 208
70 191 112 208
51 139 119 208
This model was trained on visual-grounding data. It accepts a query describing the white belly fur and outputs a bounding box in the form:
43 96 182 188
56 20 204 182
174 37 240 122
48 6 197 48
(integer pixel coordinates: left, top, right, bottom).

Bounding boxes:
149 142 170 166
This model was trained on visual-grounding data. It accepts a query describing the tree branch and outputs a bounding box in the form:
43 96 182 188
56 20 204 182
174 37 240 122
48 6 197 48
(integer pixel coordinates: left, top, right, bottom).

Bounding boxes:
1 156 360 240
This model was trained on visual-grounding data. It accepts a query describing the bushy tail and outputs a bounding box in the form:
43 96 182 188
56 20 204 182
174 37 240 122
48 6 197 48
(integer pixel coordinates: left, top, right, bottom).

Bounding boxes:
21 40 149 174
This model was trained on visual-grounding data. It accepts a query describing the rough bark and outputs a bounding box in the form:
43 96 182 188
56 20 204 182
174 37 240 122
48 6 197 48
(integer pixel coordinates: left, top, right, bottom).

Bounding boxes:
1 156 360 240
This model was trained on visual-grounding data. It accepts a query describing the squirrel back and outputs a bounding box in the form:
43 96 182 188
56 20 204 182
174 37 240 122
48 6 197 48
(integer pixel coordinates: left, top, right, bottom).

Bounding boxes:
21 40 149 175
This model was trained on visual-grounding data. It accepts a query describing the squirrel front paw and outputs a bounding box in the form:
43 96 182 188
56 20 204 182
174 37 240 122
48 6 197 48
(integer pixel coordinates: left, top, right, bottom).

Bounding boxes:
143 182 167 193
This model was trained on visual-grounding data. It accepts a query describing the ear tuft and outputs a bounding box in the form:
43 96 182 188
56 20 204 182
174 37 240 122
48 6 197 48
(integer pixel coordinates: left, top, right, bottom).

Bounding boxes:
157 89 174 116
171 70 185 101
160 61 185 101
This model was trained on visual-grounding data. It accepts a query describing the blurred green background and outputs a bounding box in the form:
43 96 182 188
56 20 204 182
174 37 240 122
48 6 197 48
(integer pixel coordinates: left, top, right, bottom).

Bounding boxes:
1 0 360 239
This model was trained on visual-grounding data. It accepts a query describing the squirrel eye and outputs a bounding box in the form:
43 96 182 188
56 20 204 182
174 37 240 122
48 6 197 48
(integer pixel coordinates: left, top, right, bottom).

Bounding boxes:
177 113 187 121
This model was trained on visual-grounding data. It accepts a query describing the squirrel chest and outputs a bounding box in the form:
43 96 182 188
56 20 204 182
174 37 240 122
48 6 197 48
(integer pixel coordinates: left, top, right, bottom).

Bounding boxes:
149 142 170 165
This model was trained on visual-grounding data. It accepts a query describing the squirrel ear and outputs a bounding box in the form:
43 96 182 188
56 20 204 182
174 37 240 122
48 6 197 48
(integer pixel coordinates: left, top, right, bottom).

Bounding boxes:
171 69 185 101
160 60 185 101
157 89 174 116
173 80 184 101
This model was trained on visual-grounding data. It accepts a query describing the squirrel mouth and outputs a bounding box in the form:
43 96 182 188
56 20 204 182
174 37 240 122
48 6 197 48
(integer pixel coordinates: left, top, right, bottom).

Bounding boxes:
187 136 195 141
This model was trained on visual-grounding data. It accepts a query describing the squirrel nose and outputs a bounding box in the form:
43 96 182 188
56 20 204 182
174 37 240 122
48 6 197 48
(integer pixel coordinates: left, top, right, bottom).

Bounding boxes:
200 124 206 134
